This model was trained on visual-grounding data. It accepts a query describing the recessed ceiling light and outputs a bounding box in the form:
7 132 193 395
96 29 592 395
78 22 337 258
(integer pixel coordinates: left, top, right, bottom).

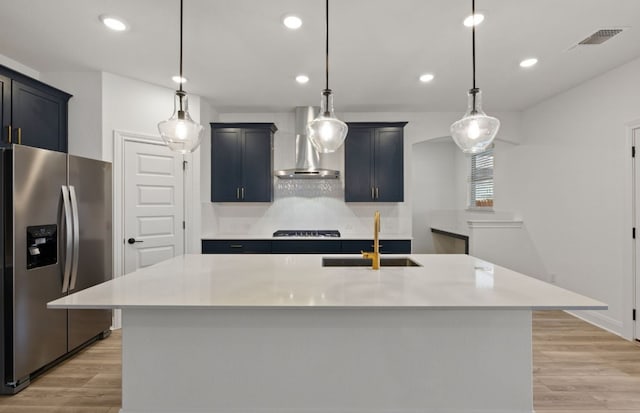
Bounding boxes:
99 15 128 31
295 75 309 84
419 73 435 83
172 75 187 84
283 15 303 30
519 58 538 68
463 13 484 27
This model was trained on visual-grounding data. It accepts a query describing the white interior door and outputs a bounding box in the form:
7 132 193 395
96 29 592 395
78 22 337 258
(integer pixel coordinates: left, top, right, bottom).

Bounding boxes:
123 139 184 275
635 127 640 340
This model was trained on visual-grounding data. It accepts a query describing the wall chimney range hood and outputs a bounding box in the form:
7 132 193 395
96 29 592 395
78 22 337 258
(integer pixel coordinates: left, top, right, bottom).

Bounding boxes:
275 107 340 179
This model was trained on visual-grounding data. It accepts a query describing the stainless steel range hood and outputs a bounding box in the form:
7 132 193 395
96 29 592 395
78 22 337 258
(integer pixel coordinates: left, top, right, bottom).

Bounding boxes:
275 107 340 179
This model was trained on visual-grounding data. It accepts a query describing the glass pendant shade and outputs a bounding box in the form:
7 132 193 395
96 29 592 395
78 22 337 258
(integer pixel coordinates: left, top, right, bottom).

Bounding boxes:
307 91 348 153
450 89 500 154
158 90 203 154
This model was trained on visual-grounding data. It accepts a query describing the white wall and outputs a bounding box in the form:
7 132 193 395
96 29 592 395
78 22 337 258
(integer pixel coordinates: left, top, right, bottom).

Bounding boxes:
41 72 103 160
411 140 458 252
469 221 550 281
0 53 39 79
199 102 218 203
101 72 201 162
498 56 640 338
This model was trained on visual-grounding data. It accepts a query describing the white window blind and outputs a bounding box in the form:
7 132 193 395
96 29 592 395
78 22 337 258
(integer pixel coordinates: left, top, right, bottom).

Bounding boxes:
470 148 494 208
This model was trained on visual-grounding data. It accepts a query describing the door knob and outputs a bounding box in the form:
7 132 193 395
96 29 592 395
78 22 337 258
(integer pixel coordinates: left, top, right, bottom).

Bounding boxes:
127 238 143 244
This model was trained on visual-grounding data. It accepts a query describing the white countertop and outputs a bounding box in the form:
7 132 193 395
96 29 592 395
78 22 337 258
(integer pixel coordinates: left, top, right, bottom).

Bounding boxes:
202 234 412 240
431 220 524 237
49 254 606 311
430 225 470 237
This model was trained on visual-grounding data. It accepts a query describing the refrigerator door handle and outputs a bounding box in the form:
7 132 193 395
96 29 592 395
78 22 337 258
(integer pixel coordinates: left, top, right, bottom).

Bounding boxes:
69 185 80 291
61 185 73 293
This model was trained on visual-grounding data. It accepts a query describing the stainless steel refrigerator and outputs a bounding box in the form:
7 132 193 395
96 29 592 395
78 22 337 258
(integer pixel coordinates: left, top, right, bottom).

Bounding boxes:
0 144 112 394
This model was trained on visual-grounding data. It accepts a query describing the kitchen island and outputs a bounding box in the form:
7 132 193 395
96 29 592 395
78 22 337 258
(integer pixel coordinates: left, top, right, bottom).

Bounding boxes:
49 254 605 413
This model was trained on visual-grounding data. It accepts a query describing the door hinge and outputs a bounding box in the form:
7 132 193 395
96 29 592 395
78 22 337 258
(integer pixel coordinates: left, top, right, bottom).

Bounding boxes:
182 221 186 230
634 227 636 239
634 309 636 321
633 146 636 158
183 160 188 170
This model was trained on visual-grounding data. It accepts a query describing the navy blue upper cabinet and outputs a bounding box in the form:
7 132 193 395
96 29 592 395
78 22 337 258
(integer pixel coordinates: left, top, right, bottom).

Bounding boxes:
0 65 71 152
0 75 9 145
344 122 407 202
211 123 276 202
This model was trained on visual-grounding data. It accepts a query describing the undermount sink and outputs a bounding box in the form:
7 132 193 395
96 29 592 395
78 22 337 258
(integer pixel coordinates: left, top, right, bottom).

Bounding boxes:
322 257 422 267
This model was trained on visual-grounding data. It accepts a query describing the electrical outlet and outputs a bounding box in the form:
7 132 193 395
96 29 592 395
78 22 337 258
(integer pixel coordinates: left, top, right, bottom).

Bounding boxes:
549 273 556 283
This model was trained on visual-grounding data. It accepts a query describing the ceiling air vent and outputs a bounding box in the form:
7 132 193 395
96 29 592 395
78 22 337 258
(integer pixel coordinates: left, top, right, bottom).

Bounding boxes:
578 29 624 45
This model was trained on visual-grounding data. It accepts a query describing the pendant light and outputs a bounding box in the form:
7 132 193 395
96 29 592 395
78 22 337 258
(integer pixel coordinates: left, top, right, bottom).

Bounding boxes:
450 0 500 154
307 0 348 154
158 0 203 154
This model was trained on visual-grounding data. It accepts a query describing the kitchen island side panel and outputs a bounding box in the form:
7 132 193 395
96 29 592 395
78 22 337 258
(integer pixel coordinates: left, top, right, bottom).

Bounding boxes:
121 308 533 413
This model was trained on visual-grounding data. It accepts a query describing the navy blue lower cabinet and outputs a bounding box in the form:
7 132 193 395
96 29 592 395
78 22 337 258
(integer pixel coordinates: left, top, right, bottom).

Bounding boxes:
202 240 271 254
341 240 411 254
202 239 411 254
271 240 342 254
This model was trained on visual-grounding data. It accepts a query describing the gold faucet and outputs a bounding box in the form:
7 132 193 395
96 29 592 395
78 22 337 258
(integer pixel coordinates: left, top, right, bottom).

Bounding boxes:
362 211 381 270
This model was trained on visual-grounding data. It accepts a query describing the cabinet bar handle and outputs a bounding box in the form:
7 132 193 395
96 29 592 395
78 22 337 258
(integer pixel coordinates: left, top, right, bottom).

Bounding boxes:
17 127 21 145
241 187 245 200
371 187 375 199
7 125 11 144
375 187 379 199
230 244 243 248
236 187 240 200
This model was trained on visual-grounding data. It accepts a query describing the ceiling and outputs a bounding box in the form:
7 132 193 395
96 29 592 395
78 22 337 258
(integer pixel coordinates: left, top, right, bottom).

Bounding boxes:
0 0 638 113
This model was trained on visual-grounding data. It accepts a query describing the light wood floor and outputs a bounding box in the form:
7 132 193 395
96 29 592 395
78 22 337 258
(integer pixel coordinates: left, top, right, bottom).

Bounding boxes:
533 311 640 412
0 311 639 412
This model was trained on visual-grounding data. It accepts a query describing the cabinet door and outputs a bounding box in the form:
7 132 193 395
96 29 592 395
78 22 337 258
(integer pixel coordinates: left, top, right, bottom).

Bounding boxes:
241 128 272 202
202 240 271 254
271 240 341 254
11 80 67 152
345 128 375 202
340 240 372 254
211 129 242 202
0 75 9 147
374 127 404 202
341 240 411 254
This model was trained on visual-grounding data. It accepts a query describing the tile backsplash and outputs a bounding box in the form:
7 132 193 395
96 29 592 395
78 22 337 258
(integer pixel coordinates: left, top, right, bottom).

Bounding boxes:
201 181 409 236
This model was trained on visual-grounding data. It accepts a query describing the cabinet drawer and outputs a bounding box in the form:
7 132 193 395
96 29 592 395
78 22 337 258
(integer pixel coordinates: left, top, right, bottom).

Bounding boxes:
341 240 411 254
201 240 271 254
271 240 341 254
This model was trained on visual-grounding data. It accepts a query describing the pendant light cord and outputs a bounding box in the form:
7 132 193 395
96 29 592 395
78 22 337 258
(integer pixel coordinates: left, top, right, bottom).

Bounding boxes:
470 0 478 113
471 0 476 90
325 0 329 91
179 0 184 94
322 0 331 115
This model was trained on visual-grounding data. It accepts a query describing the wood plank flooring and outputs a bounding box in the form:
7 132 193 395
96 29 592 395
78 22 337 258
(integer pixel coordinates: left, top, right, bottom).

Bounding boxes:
0 311 638 412
0 330 122 412
534 311 640 412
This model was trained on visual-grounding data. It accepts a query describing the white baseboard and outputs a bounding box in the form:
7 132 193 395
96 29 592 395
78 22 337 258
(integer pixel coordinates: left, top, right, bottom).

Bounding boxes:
566 309 625 339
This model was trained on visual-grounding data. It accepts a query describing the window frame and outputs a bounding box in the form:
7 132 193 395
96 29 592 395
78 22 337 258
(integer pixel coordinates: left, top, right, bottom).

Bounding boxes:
469 147 494 210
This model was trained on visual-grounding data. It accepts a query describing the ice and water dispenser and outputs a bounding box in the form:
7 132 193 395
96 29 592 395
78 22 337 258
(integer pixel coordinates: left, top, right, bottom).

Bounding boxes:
26 225 57 269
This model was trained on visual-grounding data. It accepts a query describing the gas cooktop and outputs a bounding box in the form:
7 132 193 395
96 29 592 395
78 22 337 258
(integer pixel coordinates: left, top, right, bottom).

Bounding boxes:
273 230 341 238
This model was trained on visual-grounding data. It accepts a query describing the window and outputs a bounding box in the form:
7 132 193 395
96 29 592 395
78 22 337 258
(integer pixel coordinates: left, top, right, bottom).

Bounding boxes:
470 148 494 208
